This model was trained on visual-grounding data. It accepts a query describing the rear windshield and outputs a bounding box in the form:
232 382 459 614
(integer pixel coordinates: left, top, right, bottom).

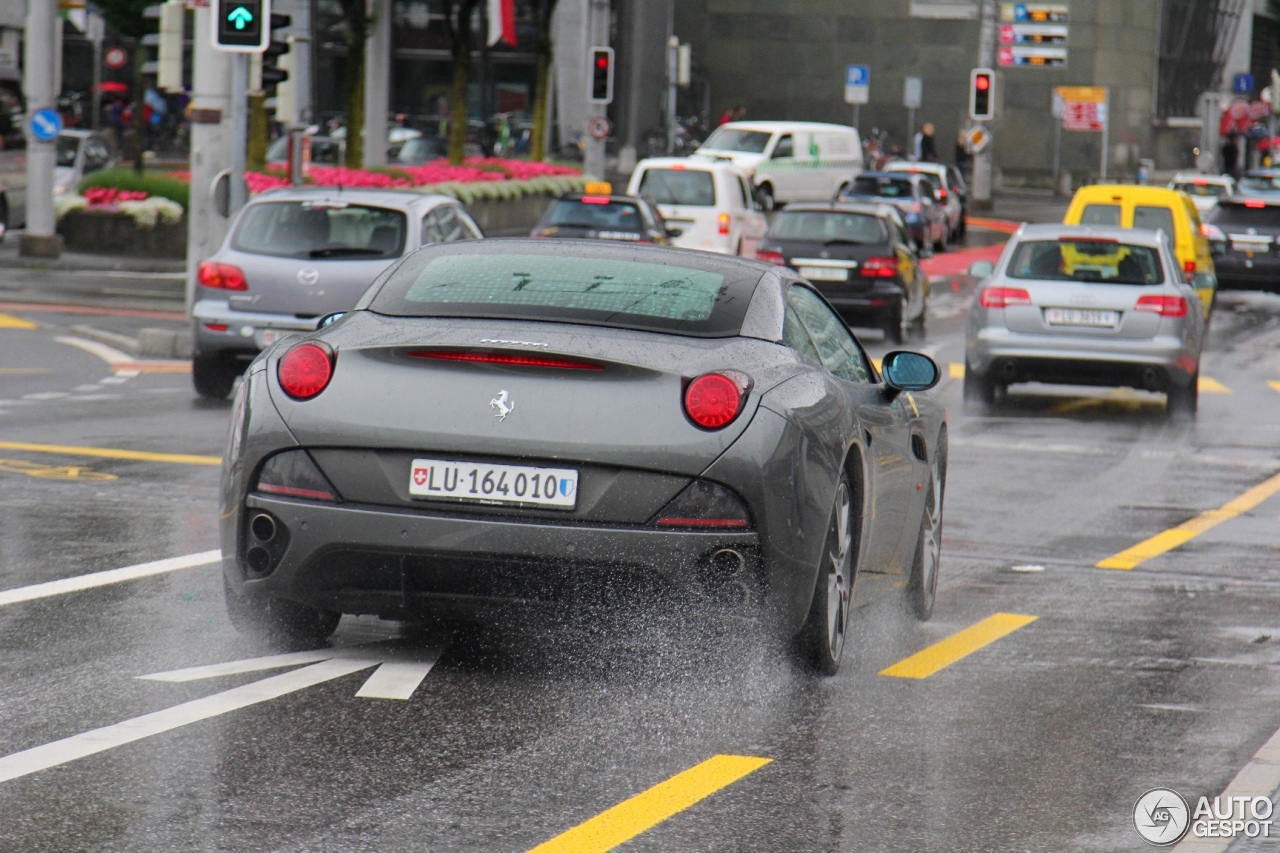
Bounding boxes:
848 176 914 199
700 128 771 154
1006 239 1165 285
891 170 942 192
768 211 887 244
1209 203 1280 228
368 246 762 337
539 199 646 235
637 168 717 206
1173 182 1229 198
1079 204 1122 226
1239 174 1280 193
232 201 407 259
1133 206 1176 238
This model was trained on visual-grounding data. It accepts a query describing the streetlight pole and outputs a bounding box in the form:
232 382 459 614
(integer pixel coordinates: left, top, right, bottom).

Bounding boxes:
972 0 996 210
21 0 60 257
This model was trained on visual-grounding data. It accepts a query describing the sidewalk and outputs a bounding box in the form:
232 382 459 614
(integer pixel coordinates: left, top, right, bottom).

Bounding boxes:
0 231 187 274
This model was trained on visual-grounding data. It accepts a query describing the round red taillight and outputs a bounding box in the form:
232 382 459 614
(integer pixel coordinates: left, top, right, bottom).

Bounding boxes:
684 373 743 429
278 343 334 400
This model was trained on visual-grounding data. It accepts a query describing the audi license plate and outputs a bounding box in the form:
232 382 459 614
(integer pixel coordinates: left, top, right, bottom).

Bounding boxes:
409 458 578 509
1044 308 1119 328
798 266 850 282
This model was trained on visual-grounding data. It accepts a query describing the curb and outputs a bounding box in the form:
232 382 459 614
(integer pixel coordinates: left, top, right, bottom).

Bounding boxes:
70 323 194 360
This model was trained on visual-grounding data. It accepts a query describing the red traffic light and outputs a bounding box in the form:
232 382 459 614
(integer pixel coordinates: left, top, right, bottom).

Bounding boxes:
975 75 991 90
596 56 609 69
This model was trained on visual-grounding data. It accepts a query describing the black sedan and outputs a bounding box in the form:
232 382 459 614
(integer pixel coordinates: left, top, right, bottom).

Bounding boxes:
756 202 929 343
531 192 678 245
220 240 947 674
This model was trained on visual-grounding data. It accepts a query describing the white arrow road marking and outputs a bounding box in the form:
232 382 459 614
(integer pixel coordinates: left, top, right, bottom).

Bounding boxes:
0 643 446 784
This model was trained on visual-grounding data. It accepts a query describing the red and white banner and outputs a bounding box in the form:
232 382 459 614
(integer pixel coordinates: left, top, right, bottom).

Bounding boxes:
487 0 516 47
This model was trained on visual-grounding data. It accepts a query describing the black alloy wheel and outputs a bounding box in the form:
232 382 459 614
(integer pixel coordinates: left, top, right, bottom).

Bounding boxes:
909 431 946 620
799 474 856 675
884 296 907 345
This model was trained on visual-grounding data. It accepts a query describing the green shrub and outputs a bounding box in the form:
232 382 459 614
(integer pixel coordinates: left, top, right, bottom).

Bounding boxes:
78 169 190 211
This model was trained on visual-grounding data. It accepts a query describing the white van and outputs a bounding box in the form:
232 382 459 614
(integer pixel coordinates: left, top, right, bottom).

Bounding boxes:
626 157 768 256
694 121 863 209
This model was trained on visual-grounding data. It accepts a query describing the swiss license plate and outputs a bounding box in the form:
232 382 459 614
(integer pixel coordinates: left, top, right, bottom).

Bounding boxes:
799 266 850 281
1232 240 1269 254
409 458 579 509
1044 308 1119 328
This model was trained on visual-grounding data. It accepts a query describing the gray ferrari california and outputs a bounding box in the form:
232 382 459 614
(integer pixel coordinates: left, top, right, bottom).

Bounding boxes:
220 240 947 673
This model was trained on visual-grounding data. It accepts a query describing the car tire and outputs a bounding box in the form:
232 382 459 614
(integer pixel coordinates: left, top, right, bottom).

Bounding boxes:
223 575 341 645
909 430 946 621
0 195 9 243
963 360 995 410
756 183 775 212
797 473 856 675
192 351 240 400
911 298 928 339
884 299 907 345
1167 372 1199 419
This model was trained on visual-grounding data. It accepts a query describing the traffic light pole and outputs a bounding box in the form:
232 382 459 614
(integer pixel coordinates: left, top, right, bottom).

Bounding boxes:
583 0 609 182
972 0 996 211
20 0 59 257
229 53 249 215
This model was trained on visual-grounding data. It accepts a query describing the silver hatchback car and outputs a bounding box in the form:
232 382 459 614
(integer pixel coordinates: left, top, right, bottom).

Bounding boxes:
191 187 483 399
964 223 1205 417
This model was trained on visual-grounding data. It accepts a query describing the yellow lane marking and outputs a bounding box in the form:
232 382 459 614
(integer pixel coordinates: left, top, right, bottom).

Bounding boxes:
114 361 191 373
1268 380 1280 394
0 313 36 329
949 362 965 379
0 368 51 374
879 613 1038 680
528 755 771 853
1199 377 1231 394
0 458 117 481
0 440 220 467
1098 470 1280 570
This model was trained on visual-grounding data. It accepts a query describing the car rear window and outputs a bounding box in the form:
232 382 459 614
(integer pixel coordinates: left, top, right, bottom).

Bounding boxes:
637 168 717 206
848 176 914 199
1239 174 1280 193
232 201 407 259
700 128 771 154
368 245 763 337
1133 206 1176 238
891 170 942 193
1006 239 1165 285
1173 182 1228 198
539 199 646 235
1079 204 1122 226
1209 203 1280 228
768 211 887 244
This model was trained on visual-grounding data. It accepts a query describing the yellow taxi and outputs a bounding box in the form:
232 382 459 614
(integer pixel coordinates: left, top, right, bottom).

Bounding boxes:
1063 185 1216 317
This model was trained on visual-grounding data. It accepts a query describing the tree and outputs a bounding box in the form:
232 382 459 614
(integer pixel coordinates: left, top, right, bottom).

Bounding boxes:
529 0 559 162
97 0 152 173
442 0 480 165
336 0 371 168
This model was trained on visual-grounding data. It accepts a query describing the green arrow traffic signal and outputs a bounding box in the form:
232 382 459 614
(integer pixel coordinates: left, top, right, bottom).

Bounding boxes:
228 6 253 28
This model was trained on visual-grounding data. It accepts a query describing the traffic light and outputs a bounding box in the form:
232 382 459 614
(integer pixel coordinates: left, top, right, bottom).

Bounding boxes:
212 0 269 53
970 68 994 121
156 1 185 92
589 46 614 105
261 13 291 93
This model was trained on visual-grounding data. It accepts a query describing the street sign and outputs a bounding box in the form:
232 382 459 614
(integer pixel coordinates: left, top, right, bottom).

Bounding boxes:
845 64 869 105
903 76 922 109
30 109 62 142
211 0 269 53
1000 2 1068 23
1055 86 1107 132
999 22 1068 44
1234 73 1255 96
587 115 611 140
998 45 1067 67
104 46 128 69
967 125 991 154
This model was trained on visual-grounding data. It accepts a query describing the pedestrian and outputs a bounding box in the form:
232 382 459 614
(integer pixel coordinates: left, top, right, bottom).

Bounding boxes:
718 106 734 127
1222 135 1239 178
733 104 747 121
954 129 972 174
919 122 937 163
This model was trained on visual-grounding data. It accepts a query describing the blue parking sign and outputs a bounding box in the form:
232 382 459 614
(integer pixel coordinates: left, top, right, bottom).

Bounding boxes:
1233 73 1255 95
847 65 869 88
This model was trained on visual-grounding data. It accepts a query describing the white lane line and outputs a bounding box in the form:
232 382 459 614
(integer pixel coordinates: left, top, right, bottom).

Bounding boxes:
68 394 122 402
0 551 221 608
1174 723 1280 851
67 270 185 280
0 658 381 784
141 650 338 682
22 392 70 401
73 384 101 393
99 376 129 385
355 653 444 700
55 335 133 367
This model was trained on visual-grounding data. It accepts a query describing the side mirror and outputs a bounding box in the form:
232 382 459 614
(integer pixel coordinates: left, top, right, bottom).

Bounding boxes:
881 351 940 392
317 312 346 329
665 226 684 238
968 260 995 279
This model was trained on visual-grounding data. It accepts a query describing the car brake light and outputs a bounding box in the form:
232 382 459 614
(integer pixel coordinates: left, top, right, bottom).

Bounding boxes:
684 371 750 430
756 249 787 266
1193 178 1207 185
1135 295 1188 317
581 196 610 204
860 256 898 277
718 212 730 235
197 261 248 291
409 351 603 370
278 342 334 400
204 323 230 333
670 163 686 170
1184 260 1196 273
938 188 948 199
980 287 1032 308
1245 199 1267 209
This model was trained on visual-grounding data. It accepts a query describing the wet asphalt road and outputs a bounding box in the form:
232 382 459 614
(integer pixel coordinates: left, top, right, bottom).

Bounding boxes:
2 247 1280 851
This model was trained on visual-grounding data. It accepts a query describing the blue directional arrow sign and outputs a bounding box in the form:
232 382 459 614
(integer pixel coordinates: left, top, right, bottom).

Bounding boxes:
30 109 61 142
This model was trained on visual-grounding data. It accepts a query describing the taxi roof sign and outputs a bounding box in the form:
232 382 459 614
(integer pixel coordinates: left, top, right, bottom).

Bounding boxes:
584 181 612 195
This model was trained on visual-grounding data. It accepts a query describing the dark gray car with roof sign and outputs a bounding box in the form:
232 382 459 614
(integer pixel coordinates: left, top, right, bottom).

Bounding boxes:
221 240 947 674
